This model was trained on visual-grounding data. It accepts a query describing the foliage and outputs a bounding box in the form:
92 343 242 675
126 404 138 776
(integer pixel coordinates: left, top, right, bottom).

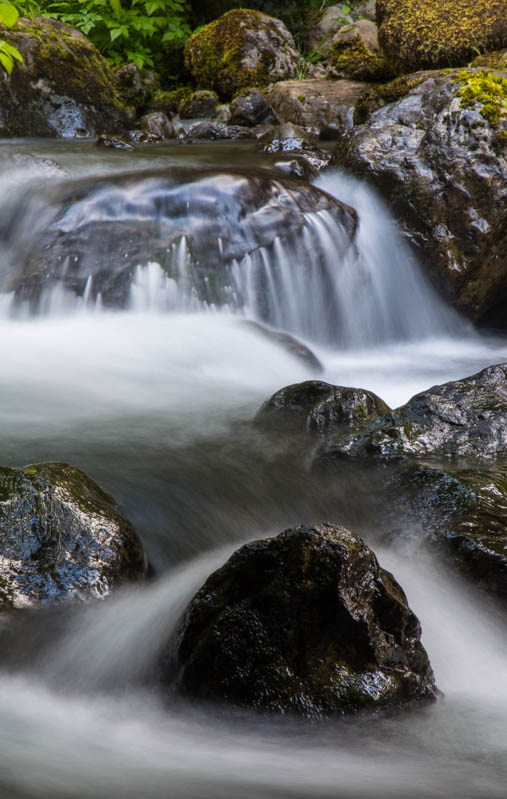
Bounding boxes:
0 2 23 73
14 0 191 70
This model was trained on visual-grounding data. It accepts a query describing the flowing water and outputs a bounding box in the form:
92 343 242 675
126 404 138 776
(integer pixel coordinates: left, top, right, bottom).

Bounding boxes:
1 139 507 798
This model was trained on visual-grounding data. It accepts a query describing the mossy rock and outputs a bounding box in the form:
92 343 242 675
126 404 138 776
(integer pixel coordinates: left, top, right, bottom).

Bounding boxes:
377 0 507 74
0 462 147 610
148 86 193 116
184 9 300 98
190 0 324 38
0 15 127 137
329 38 392 82
456 69 507 127
168 523 437 716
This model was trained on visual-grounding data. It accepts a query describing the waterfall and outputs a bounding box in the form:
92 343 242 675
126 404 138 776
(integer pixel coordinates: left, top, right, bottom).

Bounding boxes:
0 163 464 346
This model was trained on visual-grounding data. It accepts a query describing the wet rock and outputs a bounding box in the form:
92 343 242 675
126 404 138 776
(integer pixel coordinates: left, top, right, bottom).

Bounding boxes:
0 16 127 138
136 111 173 141
171 523 437 716
8 166 357 309
184 9 300 97
95 135 134 151
315 364 507 466
173 119 253 141
273 157 317 181
178 90 219 119
386 460 507 605
377 0 507 74
0 462 147 610
113 63 157 113
255 380 390 437
240 322 323 373
333 69 507 322
259 122 333 171
229 88 277 127
5 152 68 177
268 79 367 139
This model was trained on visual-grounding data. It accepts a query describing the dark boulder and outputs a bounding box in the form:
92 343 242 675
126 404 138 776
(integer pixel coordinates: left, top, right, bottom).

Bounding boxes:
333 69 507 323
240 322 323 373
113 63 157 113
178 89 219 119
0 462 147 610
5 166 357 310
0 16 127 138
255 380 390 436
229 88 277 126
171 523 437 716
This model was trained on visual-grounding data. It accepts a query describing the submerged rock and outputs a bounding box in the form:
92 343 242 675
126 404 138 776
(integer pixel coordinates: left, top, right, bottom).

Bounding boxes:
0 16 127 138
0 462 147 610
184 9 300 97
240 322 323 373
171 523 437 716
7 166 357 309
334 69 507 322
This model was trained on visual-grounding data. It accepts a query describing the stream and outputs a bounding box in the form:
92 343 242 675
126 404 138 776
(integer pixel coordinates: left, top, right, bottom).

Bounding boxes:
1 139 507 798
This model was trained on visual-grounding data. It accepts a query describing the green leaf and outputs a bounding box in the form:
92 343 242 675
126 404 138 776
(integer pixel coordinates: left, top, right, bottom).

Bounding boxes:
0 40 22 60
0 49 13 73
0 2 19 28
109 0 122 19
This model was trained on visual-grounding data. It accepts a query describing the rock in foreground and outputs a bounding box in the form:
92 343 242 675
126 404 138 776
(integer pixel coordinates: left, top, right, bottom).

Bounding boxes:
172 523 437 716
0 462 147 609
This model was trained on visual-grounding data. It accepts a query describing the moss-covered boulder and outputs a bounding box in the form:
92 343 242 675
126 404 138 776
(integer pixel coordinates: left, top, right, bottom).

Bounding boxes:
184 9 300 98
0 462 147 610
377 0 507 74
169 523 437 716
190 0 325 38
0 16 127 138
328 20 391 82
333 68 507 323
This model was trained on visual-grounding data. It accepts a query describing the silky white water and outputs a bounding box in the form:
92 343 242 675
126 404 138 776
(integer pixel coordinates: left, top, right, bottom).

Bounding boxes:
1 141 507 798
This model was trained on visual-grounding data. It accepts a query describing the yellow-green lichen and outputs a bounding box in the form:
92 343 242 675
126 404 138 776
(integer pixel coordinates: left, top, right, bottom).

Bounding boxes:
329 39 392 83
456 69 507 128
184 9 285 98
353 73 427 124
149 86 193 115
378 0 507 75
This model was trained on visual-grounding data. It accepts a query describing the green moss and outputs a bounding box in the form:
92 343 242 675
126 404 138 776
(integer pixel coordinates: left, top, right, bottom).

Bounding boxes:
378 0 507 75
353 73 426 124
184 9 284 98
471 49 507 71
149 86 193 114
456 69 507 128
330 39 392 83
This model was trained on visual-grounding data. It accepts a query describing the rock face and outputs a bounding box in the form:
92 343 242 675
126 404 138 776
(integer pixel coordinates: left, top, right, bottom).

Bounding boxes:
0 462 147 610
6 166 357 309
315 364 507 463
255 380 390 436
172 523 437 716
184 10 300 97
377 0 507 74
334 69 507 322
268 79 367 138
387 461 507 605
0 16 127 138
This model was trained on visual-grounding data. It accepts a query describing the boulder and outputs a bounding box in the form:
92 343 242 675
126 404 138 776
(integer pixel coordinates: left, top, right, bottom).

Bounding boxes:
0 16 127 138
6 166 357 309
259 122 333 170
314 364 507 464
255 380 390 436
170 523 437 716
267 79 367 138
190 1 324 38
173 119 253 140
113 63 157 113
135 111 173 141
377 0 507 74
328 21 391 82
386 461 507 605
0 462 147 610
333 69 507 323
305 5 354 54
178 89 219 119
184 9 300 97
229 88 277 126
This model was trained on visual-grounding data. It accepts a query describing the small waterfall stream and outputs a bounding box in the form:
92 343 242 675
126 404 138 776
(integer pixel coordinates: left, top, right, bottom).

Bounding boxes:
0 140 506 798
